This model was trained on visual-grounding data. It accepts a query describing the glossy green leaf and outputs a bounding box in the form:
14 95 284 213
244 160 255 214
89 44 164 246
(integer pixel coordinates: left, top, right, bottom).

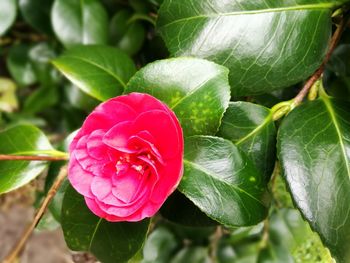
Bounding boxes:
0 0 16 36
7 44 37 87
53 45 136 101
62 184 150 263
19 0 53 34
157 0 343 96
218 102 276 181
109 10 146 55
0 78 18 113
51 0 108 48
0 125 55 194
160 190 218 227
126 58 230 137
179 136 269 227
278 93 350 263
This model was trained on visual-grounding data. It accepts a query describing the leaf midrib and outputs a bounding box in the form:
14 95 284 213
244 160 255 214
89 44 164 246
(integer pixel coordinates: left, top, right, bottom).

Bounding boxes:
88 218 103 251
160 2 339 28
236 114 272 146
171 75 218 110
183 159 264 206
321 96 350 179
56 55 127 88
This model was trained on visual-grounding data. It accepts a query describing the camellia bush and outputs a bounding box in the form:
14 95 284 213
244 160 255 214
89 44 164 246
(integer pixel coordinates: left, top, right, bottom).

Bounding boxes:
1 0 350 262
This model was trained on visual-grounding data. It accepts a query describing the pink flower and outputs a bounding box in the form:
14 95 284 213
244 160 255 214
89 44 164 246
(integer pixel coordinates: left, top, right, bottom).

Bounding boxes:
68 93 184 222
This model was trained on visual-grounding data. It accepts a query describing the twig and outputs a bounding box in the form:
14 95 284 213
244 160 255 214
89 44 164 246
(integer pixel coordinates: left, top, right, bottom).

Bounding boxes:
209 226 223 262
3 166 68 263
294 14 350 105
0 154 68 161
259 219 270 249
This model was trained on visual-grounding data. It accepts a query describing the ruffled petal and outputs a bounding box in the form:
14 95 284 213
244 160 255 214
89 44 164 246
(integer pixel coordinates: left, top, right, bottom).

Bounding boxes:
150 157 183 204
103 121 136 153
133 110 181 159
117 92 169 114
70 101 137 151
87 130 108 160
74 135 107 176
68 155 94 198
85 197 107 218
91 176 112 200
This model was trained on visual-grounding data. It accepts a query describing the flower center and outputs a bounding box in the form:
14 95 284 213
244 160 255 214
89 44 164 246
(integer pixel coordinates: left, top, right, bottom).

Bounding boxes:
112 152 157 203
115 153 155 176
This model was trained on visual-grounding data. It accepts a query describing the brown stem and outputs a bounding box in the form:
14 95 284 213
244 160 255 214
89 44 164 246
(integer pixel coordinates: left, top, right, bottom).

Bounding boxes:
294 14 350 105
3 166 68 263
0 154 68 161
210 226 223 262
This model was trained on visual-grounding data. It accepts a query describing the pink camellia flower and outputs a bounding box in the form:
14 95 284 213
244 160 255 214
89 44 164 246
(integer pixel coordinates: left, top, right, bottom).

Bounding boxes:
68 92 184 222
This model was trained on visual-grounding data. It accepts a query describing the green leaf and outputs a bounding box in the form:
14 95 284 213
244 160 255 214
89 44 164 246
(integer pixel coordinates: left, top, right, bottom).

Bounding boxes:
51 0 108 48
0 78 18 113
157 0 340 96
19 0 53 34
53 45 136 101
49 177 69 222
170 247 210 263
0 0 17 36
0 124 55 194
160 190 218 227
46 131 76 222
62 184 150 263
218 102 276 181
36 210 60 231
109 10 146 55
23 86 59 114
142 227 178 263
29 42 60 86
65 84 99 112
268 208 332 262
179 136 269 227
129 0 151 14
257 244 294 263
327 44 350 77
6 44 37 87
278 93 350 263
126 58 230 137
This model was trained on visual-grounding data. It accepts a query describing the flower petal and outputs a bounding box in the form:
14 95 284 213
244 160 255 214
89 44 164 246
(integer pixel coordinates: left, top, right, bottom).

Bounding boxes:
68 155 94 198
87 130 108 160
74 135 107 176
91 176 112 200
117 92 169 114
103 121 136 153
150 158 183 204
70 101 137 151
133 110 181 159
